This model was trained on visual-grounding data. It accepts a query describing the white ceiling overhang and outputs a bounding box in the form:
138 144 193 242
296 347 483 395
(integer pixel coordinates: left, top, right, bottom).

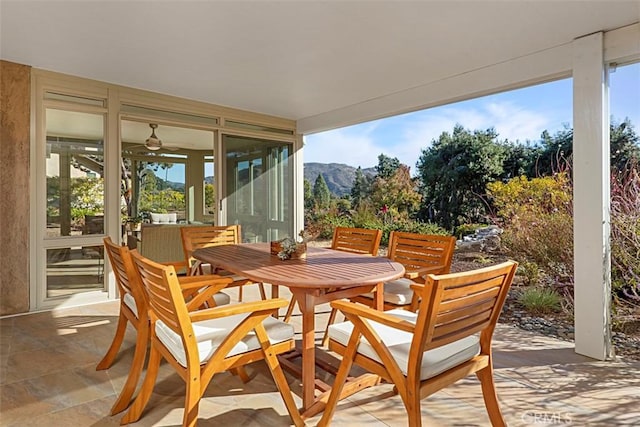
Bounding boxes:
1 1 639 134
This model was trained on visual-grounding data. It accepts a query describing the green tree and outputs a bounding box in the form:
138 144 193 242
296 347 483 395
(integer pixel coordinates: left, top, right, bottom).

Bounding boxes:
501 142 536 180
610 119 640 171
370 164 421 216
303 179 314 210
533 127 573 176
532 119 639 175
204 183 215 214
375 153 401 179
416 124 506 229
313 174 331 209
350 167 372 208
70 177 104 223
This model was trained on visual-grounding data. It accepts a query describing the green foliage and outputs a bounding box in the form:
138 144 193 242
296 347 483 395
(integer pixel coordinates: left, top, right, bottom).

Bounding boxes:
375 154 401 179
610 119 640 171
369 164 421 216
502 142 537 180
350 167 372 208
517 262 541 286
47 176 104 224
313 174 331 209
334 198 352 215
518 287 562 314
139 189 185 213
350 201 379 227
309 211 355 239
532 127 573 176
378 219 447 246
532 120 639 175
303 179 314 210
416 124 506 230
204 183 215 214
488 173 573 279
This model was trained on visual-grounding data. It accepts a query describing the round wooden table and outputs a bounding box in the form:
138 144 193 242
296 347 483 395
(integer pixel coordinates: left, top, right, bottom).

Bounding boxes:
193 243 405 416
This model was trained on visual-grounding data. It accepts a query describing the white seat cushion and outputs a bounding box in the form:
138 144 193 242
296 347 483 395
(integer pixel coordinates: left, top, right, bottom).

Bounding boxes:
155 311 294 367
361 278 414 305
123 292 138 317
123 291 230 319
328 309 480 380
207 291 231 306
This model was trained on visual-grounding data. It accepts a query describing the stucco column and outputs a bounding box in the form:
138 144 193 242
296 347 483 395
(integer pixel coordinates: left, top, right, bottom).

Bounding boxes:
0 61 31 315
572 32 612 360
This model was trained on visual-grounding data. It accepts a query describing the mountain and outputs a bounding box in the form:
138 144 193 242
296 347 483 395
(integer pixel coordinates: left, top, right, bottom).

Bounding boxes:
204 163 375 197
304 163 376 197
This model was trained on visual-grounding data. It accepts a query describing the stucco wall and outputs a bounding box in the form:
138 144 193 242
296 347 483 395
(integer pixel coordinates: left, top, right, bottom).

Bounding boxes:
0 60 31 315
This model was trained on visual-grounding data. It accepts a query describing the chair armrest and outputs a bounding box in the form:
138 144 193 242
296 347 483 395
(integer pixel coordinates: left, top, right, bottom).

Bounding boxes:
330 300 415 333
404 265 446 280
189 298 289 323
178 276 234 311
178 274 231 289
160 260 189 270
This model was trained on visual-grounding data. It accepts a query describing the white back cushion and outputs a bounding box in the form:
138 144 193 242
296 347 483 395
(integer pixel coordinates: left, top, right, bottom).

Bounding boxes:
150 213 177 224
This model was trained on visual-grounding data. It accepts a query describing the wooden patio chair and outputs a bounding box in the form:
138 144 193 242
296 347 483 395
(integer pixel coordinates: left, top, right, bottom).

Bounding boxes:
321 231 456 346
138 224 190 274
97 237 232 415
282 226 382 322
318 261 518 427
180 224 267 301
351 232 455 310
121 251 304 427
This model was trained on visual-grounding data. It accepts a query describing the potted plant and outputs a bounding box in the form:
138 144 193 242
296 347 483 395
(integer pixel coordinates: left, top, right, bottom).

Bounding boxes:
123 214 144 232
271 230 310 260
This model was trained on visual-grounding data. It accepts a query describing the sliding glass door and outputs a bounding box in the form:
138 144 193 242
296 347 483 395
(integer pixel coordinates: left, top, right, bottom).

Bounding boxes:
223 135 293 242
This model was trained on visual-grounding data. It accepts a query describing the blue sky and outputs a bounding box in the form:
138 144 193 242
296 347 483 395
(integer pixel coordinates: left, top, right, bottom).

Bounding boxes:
304 62 640 171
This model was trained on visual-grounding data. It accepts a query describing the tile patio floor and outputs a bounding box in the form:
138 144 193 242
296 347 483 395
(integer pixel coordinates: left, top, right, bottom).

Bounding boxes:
1 284 639 426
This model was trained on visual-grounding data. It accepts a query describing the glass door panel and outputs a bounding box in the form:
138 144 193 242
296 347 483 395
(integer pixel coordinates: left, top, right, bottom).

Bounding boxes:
223 135 293 242
44 108 106 298
120 120 215 260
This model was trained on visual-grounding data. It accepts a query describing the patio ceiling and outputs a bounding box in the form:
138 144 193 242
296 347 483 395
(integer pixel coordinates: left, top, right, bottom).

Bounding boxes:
1 1 638 134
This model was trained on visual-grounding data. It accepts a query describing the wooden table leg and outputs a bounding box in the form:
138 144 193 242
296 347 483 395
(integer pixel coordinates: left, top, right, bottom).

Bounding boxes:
291 289 317 412
373 282 384 310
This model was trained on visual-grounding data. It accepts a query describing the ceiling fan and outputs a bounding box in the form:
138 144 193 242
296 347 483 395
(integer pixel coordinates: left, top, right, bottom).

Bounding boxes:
145 123 162 150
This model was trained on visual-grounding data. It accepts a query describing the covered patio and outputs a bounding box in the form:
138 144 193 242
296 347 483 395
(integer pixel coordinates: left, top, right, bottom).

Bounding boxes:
2 285 639 426
1 1 640 425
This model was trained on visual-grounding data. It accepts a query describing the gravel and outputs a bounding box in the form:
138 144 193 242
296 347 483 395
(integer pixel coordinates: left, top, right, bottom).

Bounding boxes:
500 292 640 361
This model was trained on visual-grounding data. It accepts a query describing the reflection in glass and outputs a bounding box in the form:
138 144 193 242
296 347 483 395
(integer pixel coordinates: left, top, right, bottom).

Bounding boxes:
46 246 104 297
224 135 293 242
204 157 215 216
46 109 104 238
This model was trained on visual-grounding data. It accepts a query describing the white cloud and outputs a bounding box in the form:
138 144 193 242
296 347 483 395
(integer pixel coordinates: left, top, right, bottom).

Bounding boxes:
305 100 558 170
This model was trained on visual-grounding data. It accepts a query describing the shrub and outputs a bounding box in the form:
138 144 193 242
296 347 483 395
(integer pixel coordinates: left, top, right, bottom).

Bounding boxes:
488 173 573 281
518 287 562 314
610 164 640 302
378 218 447 246
517 262 541 286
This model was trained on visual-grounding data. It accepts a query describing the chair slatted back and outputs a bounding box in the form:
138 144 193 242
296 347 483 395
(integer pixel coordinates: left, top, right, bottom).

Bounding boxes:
131 251 191 337
103 237 147 311
331 227 382 256
388 232 455 276
416 261 517 352
181 225 241 269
